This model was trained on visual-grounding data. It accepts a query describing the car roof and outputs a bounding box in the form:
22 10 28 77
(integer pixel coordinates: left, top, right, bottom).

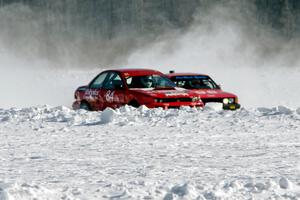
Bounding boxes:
107 68 164 77
165 72 209 77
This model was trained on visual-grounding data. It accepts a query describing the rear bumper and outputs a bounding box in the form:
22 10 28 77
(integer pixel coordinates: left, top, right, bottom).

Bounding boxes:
223 103 241 110
72 101 80 110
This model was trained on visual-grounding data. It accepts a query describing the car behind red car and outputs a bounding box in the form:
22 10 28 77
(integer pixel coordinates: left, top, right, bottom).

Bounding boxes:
166 71 240 110
72 69 204 111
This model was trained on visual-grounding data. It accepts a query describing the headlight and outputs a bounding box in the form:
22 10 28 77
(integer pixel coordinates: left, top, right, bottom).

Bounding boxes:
223 98 234 104
154 99 163 103
223 98 229 104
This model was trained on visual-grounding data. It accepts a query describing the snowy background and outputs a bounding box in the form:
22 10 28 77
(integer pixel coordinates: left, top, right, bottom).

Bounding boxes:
1 1 300 199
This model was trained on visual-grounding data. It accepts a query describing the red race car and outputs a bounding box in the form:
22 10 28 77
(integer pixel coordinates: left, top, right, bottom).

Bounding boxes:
166 71 241 110
72 69 204 111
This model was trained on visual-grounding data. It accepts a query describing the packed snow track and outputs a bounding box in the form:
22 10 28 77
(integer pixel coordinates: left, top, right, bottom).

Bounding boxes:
0 105 300 199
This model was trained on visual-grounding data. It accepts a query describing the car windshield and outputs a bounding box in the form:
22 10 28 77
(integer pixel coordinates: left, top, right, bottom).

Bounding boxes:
171 75 219 89
126 75 176 89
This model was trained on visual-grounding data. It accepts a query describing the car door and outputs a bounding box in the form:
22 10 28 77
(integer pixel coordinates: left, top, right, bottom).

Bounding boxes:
101 72 126 109
85 72 110 110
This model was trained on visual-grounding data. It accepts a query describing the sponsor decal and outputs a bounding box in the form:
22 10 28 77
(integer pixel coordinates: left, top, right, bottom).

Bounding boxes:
129 88 189 96
84 89 99 96
163 91 189 96
84 89 99 101
174 87 186 91
195 91 206 95
207 95 216 97
207 90 218 94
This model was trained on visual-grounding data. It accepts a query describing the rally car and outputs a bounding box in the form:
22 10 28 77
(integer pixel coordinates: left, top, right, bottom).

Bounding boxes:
166 71 240 110
72 69 204 111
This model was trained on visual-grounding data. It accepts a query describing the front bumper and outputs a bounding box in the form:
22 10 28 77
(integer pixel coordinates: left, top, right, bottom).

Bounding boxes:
223 103 241 110
145 101 204 109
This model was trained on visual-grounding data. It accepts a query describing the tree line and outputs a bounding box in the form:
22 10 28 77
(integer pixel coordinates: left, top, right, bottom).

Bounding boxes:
0 0 299 39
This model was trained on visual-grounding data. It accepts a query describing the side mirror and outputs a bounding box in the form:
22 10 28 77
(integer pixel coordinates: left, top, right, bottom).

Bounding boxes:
217 84 221 89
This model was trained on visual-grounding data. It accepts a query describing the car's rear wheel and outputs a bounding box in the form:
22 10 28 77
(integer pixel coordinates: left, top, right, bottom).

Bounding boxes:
128 100 140 108
80 102 91 111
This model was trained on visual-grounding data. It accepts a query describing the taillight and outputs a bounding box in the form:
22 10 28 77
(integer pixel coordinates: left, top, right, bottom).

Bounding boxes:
75 91 80 100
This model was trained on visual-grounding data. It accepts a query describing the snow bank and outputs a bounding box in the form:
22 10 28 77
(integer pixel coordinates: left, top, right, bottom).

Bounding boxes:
1 182 59 200
0 105 300 126
0 182 87 200
0 177 299 200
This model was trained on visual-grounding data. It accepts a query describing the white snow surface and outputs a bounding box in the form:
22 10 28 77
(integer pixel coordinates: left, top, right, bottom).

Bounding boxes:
1 105 300 200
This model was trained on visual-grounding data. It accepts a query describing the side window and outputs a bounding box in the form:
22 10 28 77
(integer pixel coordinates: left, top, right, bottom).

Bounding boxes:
174 81 185 87
171 78 185 87
103 72 124 90
203 79 214 89
90 72 109 89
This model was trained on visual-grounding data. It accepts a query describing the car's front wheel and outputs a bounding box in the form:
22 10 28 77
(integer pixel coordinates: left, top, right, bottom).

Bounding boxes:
128 100 140 108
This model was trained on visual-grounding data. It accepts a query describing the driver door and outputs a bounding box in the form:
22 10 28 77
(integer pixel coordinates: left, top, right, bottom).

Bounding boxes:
100 72 126 109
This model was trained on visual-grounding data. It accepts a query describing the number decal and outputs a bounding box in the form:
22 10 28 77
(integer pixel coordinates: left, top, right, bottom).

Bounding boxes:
105 91 115 103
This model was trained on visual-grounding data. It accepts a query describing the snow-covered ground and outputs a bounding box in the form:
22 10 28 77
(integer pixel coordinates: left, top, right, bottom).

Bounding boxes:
1 105 300 199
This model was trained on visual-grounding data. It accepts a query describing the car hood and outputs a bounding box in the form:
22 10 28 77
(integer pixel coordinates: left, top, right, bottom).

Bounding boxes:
129 87 198 98
191 89 237 98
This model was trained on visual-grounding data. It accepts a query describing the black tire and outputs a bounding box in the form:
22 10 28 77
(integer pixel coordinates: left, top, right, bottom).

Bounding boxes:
80 102 91 111
128 100 140 108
